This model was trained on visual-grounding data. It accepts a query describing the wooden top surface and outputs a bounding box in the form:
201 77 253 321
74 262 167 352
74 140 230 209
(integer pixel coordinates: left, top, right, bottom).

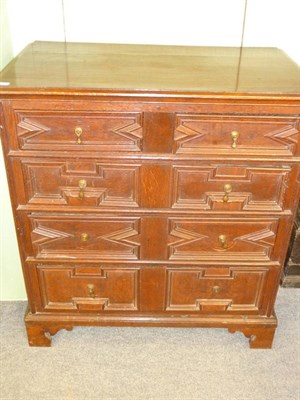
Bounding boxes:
0 41 299 95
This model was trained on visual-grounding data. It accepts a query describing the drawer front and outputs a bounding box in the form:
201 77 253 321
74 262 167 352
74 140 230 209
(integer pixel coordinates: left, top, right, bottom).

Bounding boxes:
15 111 143 152
11 159 299 213
14 159 140 208
168 217 284 262
165 266 276 314
36 265 139 312
23 214 289 262
32 264 276 315
172 164 297 212
27 214 141 260
174 114 300 156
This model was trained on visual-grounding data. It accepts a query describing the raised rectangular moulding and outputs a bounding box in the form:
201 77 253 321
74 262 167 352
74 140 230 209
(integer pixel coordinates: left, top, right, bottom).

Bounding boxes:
167 216 290 263
12 158 140 208
165 265 278 314
15 111 143 152
25 214 141 261
35 264 140 313
171 163 299 212
174 114 300 157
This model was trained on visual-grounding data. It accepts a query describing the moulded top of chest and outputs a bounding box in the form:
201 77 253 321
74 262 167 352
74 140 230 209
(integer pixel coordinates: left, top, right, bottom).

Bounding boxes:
0 41 299 96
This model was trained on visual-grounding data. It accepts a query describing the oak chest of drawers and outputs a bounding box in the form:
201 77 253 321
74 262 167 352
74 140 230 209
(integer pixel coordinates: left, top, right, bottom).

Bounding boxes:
1 42 300 348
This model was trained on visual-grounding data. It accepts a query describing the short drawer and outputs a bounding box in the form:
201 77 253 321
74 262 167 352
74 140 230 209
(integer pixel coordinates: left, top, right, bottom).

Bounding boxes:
174 114 300 156
168 216 288 262
165 266 277 314
34 264 139 312
25 214 141 260
172 164 298 212
15 111 143 152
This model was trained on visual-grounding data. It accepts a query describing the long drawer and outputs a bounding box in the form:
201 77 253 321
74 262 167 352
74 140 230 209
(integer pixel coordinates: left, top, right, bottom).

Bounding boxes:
29 263 278 315
10 158 299 213
8 104 300 157
21 213 290 263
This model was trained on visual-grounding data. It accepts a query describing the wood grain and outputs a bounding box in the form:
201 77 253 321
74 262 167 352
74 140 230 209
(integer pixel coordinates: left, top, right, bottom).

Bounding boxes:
0 42 299 93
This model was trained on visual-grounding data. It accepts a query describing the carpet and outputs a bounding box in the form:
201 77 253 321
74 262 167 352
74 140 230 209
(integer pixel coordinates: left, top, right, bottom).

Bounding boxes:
1 288 299 400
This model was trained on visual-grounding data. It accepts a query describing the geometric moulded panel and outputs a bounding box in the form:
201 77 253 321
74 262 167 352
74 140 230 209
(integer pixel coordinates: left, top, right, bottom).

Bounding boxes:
30 215 141 260
174 114 300 157
37 265 139 312
21 160 140 208
166 267 270 313
168 217 279 262
171 164 293 212
16 111 143 152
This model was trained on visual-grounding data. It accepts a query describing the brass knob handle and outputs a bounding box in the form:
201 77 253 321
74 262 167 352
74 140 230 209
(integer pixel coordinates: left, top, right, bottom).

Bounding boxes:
87 284 95 298
218 234 228 249
81 232 89 242
212 285 220 293
78 179 87 199
223 183 232 203
75 127 83 144
231 131 239 149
